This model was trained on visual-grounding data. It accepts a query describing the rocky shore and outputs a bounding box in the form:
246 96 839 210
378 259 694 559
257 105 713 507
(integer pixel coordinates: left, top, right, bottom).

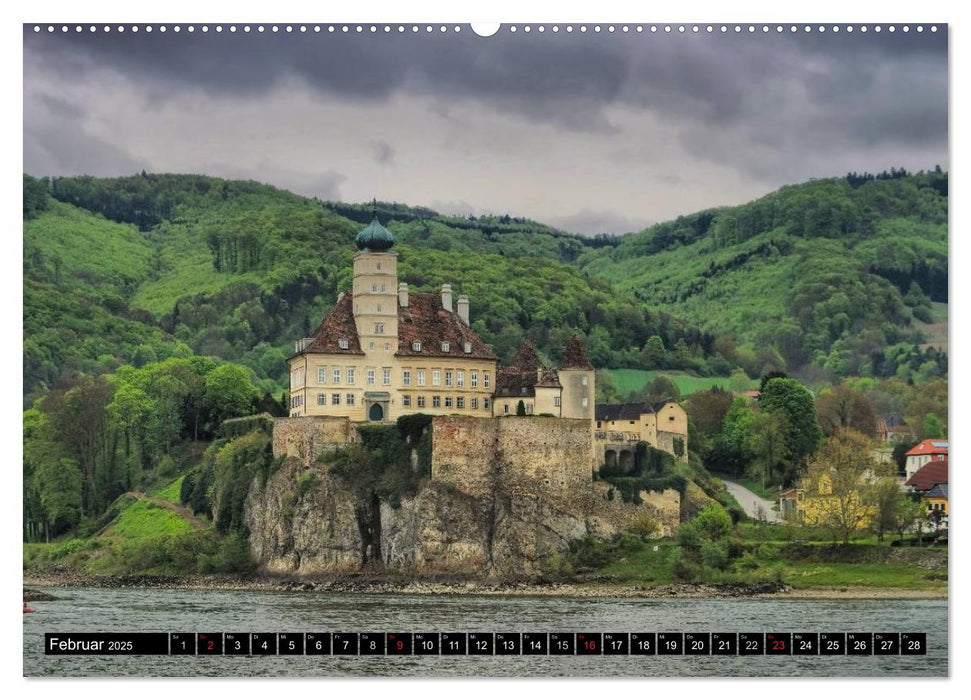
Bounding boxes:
22 571 946 600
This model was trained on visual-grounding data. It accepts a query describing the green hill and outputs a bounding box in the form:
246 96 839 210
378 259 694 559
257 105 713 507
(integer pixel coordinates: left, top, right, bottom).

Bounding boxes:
23 173 728 403
22 169 947 405
580 170 948 378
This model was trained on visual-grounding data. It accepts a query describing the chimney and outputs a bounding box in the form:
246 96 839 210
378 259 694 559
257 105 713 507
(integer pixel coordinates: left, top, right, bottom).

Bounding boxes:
457 294 470 324
441 283 453 312
398 282 409 308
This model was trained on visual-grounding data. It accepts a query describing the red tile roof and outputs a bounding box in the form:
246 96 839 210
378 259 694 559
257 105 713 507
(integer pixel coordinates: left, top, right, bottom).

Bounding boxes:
395 293 496 361
295 291 496 361
300 293 365 356
905 439 949 457
559 334 594 370
906 459 949 491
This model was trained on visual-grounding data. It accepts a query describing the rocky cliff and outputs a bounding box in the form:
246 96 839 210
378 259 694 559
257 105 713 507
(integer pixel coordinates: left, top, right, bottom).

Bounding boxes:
244 455 681 579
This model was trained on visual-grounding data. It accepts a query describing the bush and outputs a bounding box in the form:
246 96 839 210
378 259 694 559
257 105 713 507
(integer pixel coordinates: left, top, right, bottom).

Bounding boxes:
628 513 661 539
700 539 730 570
693 503 733 540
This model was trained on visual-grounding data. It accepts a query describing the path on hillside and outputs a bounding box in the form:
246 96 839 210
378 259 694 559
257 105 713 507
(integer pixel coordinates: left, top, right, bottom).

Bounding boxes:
129 490 208 529
719 478 782 523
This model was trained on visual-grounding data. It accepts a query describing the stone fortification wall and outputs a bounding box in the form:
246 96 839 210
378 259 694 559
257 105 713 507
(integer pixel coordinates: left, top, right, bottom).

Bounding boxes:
431 416 593 499
272 416 358 462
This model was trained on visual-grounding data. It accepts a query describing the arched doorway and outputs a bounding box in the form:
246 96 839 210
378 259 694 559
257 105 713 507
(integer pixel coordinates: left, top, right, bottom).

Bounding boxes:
604 449 617 469
369 403 384 422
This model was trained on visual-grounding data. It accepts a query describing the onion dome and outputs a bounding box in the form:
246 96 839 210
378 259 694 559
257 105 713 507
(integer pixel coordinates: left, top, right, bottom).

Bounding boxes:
355 217 395 251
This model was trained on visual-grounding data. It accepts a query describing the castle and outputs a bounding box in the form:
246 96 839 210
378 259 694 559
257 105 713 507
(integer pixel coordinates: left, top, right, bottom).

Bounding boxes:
288 218 595 423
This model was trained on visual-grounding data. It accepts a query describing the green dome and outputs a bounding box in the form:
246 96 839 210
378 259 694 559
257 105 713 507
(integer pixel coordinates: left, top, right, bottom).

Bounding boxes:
355 217 395 251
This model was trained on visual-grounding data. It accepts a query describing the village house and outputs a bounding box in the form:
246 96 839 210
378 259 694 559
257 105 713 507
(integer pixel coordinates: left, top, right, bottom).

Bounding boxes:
905 459 949 526
288 218 597 424
903 439 949 481
594 400 689 468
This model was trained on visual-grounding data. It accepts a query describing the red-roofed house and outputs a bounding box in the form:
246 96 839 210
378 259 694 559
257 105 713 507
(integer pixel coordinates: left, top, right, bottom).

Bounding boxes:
904 439 949 480
905 459 948 492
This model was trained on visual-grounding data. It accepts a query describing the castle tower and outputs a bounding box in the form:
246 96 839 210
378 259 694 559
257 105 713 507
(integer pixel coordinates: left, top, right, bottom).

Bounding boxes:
352 218 399 361
557 335 595 420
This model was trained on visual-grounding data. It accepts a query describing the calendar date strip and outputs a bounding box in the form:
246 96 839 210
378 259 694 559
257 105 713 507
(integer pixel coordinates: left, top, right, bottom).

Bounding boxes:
45 632 927 656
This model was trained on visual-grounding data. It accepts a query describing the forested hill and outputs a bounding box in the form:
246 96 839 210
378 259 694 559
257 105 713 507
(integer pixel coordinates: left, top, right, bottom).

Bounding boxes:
22 169 947 406
22 173 713 405
579 169 948 379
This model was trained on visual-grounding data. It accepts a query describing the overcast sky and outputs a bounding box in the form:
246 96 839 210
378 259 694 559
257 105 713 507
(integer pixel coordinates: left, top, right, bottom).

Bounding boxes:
23 25 948 235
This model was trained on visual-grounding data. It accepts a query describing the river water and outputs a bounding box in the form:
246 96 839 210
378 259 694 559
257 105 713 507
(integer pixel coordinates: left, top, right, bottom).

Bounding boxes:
23 587 947 677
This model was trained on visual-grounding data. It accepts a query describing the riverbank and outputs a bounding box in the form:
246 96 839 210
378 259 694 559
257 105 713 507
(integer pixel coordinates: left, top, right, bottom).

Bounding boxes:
22 571 947 600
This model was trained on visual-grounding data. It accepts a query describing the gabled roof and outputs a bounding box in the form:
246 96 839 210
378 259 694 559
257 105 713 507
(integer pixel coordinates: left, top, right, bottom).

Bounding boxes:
905 439 949 457
595 401 676 422
510 340 542 373
924 483 948 500
536 368 562 388
396 293 496 360
293 291 496 361
559 335 594 370
298 293 366 356
906 460 948 491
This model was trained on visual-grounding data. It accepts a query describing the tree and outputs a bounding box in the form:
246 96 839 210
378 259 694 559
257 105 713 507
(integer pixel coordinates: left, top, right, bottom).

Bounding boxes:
892 496 926 542
816 383 878 439
869 477 903 542
759 377 823 466
804 429 884 544
744 411 788 489
641 374 681 403
923 413 945 440
516 399 526 416
33 458 84 538
203 363 259 430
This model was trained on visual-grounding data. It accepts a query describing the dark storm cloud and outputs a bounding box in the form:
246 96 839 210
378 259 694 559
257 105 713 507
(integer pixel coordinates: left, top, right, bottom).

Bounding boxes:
23 26 947 142
21 25 948 232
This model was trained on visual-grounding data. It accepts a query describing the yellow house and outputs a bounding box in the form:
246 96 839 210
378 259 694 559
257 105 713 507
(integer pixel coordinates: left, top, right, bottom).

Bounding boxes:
491 338 596 420
779 473 874 529
922 483 948 519
594 401 689 467
288 218 498 422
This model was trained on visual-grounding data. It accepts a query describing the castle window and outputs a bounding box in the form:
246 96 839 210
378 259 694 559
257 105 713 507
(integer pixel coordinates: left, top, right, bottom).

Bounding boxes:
346 368 355 384
376 261 382 271
372 284 377 292
417 395 426 408
441 341 450 352
464 342 472 354
520 387 527 396
554 396 561 407
457 370 465 387
582 376 588 386
433 396 441 408
433 370 441 386
445 396 453 408
369 342 375 351
402 370 411 386
582 397 589 407
471 370 478 388
402 395 412 408
346 394 355 406
317 393 326 406
457 396 465 409
669 415 675 421
376 304 382 312
380 284 386 292
317 368 326 384
333 368 341 384
331 394 341 406
503 404 509 414
384 343 390 351
484 398 490 410
367 369 375 386
484 372 491 389
471 398 479 410
526 404 533 415
375 323 384 334
445 371 453 387
417 369 426 386
383 368 392 385
339 338 349 350
413 341 422 352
